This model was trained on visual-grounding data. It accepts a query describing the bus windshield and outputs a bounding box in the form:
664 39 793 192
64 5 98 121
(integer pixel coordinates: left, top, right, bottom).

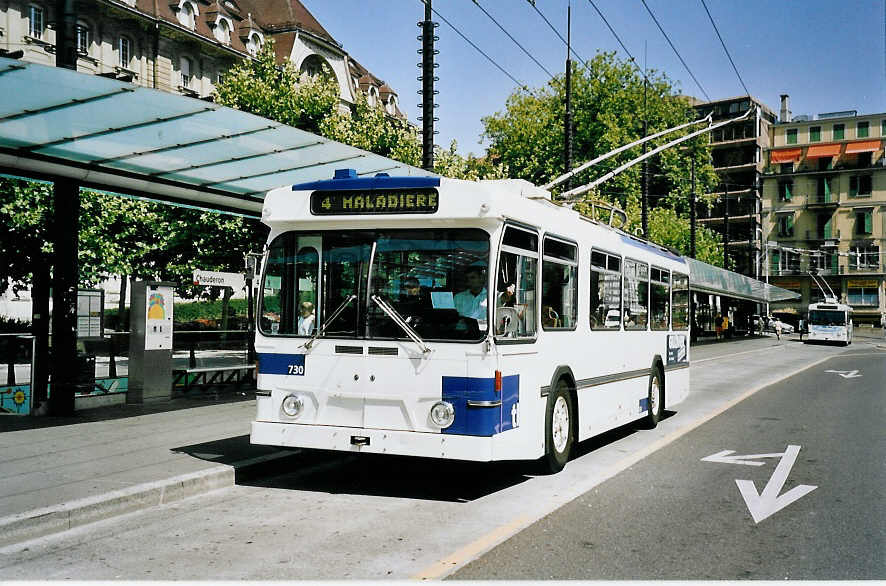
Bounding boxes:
259 229 489 342
809 310 846 326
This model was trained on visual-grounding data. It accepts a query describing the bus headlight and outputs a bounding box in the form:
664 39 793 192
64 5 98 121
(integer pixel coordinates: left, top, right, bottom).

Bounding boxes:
430 401 455 428
282 393 304 418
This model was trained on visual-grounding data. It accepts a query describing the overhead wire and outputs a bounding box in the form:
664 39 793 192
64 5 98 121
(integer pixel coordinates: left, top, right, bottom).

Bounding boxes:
428 3 537 96
584 0 655 87
639 0 711 101
471 0 555 78
525 0 589 69
699 0 750 97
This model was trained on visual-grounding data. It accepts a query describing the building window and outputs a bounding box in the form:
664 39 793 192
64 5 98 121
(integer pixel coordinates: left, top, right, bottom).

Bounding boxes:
786 128 798 145
848 285 879 305
855 210 873 235
76 22 90 55
849 245 879 271
213 16 232 44
777 214 794 237
246 32 263 56
857 121 869 138
28 5 44 39
809 126 821 142
849 175 872 197
779 162 794 174
833 124 844 140
118 37 131 68
778 181 793 201
179 56 192 89
818 157 833 171
177 0 197 29
300 54 332 80
882 120 886 137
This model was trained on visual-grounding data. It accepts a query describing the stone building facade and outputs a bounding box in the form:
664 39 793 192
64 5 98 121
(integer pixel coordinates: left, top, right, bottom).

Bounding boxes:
762 97 886 324
0 0 404 116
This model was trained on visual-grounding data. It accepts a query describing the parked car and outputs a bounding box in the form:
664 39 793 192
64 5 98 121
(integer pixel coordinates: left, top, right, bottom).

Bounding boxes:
765 316 794 334
604 309 621 328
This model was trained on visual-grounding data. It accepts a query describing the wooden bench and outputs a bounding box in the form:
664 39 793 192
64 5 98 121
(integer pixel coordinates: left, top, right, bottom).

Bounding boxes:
173 364 255 394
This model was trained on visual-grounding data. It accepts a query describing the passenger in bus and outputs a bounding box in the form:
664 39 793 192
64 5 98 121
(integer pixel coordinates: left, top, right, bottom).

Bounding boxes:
454 267 488 320
297 301 315 335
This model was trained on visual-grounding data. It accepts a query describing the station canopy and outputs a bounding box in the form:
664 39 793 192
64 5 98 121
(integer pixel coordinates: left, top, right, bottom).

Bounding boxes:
0 57 434 216
686 257 800 303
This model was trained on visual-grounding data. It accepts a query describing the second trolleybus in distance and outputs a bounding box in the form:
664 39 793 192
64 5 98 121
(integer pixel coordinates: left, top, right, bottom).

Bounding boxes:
806 300 853 345
250 169 690 472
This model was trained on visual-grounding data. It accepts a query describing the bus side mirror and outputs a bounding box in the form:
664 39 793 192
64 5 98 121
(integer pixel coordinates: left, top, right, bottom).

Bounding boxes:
497 307 520 335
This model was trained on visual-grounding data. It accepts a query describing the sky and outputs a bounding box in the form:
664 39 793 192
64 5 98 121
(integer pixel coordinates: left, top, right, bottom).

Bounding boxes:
307 1 885 157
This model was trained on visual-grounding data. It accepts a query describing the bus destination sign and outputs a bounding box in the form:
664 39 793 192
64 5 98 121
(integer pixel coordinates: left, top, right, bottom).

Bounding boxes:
311 188 439 215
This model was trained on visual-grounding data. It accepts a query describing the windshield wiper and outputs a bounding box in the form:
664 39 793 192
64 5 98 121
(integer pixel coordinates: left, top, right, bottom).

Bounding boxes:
301 293 356 350
370 294 432 355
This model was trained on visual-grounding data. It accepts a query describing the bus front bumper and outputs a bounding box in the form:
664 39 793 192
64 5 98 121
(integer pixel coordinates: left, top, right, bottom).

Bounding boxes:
251 421 496 461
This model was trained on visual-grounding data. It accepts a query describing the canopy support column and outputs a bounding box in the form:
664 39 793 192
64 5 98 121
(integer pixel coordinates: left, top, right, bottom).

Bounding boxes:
50 179 79 416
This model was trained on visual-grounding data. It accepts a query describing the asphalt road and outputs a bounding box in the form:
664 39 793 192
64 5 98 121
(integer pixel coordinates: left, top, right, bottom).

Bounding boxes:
452 345 886 580
1 335 882 579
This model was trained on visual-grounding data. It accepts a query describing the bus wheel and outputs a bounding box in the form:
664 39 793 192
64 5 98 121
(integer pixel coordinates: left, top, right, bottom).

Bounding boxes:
542 382 574 473
645 367 664 429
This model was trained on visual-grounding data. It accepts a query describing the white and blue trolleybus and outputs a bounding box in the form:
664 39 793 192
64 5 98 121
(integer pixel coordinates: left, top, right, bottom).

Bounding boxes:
250 169 691 472
806 300 853 345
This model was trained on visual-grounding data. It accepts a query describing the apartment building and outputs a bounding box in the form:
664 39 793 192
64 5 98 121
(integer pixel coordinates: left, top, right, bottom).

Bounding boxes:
762 96 886 324
693 96 778 279
0 0 404 117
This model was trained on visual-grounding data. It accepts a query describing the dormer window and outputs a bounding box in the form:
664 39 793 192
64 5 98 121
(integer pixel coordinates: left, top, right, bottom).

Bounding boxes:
367 86 378 108
386 95 396 115
176 0 197 29
246 31 263 56
213 16 233 44
118 36 131 68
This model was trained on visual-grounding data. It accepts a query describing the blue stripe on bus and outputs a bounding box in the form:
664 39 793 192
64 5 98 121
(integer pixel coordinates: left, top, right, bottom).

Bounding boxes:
292 173 441 192
257 353 305 376
442 375 519 437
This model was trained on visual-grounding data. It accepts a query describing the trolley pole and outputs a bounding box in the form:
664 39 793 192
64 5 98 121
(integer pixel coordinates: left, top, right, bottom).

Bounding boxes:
641 57 648 238
418 0 438 172
563 4 573 191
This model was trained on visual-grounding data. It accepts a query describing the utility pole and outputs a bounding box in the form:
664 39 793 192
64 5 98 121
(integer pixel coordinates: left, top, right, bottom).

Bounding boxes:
563 3 573 190
641 43 649 237
418 0 438 172
690 156 697 258
723 182 730 271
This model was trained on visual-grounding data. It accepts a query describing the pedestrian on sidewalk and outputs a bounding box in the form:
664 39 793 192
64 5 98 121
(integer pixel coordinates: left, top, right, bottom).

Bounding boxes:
715 313 723 340
775 320 782 341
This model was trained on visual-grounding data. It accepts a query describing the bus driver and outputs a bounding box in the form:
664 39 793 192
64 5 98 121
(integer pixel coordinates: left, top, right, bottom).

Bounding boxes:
454 267 488 326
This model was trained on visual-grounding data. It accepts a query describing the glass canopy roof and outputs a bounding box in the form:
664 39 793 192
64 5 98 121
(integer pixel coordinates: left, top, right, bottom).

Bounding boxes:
0 57 434 215
686 258 800 303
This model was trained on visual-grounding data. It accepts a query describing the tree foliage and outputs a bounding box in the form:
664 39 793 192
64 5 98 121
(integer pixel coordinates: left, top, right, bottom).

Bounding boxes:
482 52 723 264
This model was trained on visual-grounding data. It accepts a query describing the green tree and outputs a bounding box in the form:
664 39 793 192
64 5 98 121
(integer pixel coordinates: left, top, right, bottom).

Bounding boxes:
482 52 722 263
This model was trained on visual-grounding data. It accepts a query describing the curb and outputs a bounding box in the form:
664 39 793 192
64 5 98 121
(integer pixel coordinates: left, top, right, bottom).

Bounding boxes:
0 450 299 548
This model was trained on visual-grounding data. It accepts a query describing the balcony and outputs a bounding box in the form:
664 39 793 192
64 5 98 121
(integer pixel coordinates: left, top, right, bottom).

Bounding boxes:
805 192 838 209
805 228 840 242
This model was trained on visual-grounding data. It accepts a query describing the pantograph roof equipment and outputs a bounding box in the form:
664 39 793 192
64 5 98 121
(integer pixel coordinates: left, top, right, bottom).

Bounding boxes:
0 57 434 216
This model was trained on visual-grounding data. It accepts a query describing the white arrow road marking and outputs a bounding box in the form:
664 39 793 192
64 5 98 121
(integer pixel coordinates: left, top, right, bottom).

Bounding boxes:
701 450 787 466
824 369 862 378
735 444 817 523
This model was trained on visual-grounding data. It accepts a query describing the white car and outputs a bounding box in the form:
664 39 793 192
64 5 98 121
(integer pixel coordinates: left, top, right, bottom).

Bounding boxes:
604 309 621 328
765 317 794 334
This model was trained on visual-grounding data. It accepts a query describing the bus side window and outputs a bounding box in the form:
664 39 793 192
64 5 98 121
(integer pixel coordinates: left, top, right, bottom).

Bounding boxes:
495 226 538 339
624 258 649 330
650 267 670 331
590 250 621 330
541 237 578 330
671 273 689 330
